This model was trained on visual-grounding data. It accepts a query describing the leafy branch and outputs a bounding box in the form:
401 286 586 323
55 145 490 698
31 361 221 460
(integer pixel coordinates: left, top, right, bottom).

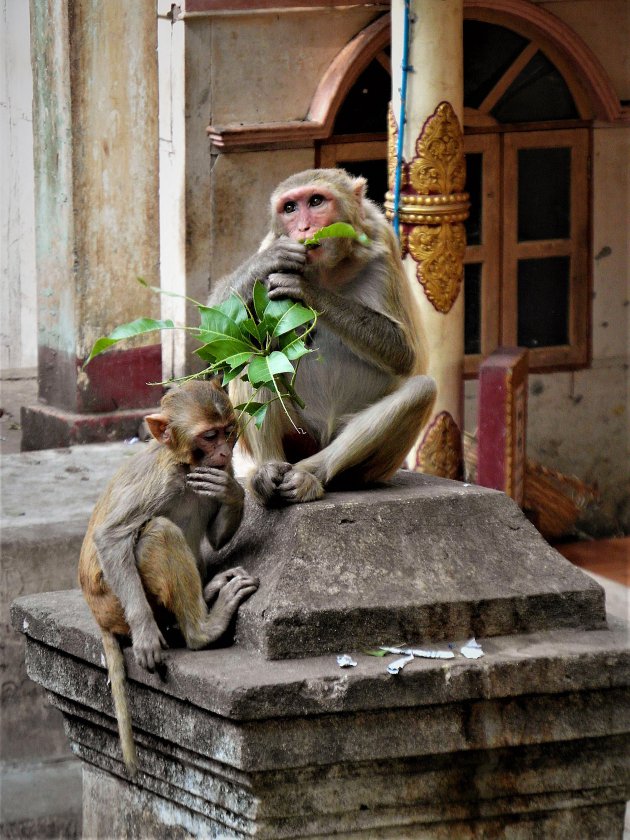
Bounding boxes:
84 280 317 432
84 223 369 432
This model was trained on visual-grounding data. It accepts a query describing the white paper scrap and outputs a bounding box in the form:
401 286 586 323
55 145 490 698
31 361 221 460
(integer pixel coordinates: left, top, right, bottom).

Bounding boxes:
337 654 357 668
409 648 455 660
380 646 454 660
460 638 484 659
387 654 414 675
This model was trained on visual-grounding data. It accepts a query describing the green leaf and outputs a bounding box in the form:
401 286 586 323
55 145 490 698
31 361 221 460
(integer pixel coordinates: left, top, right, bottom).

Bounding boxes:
195 337 254 363
302 222 370 247
248 351 294 386
198 307 242 340
222 364 247 386
224 351 254 369
283 339 311 361
216 295 249 325
266 300 316 338
242 318 262 344
234 401 270 430
84 318 175 366
252 280 270 321
252 403 269 429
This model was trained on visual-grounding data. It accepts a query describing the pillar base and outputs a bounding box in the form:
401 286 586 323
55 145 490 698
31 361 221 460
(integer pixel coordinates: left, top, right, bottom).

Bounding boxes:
20 403 157 451
12 589 630 839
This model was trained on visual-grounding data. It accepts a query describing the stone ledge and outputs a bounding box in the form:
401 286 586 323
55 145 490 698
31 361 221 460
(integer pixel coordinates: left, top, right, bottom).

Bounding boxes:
212 472 606 658
12 590 630 726
12 599 630 838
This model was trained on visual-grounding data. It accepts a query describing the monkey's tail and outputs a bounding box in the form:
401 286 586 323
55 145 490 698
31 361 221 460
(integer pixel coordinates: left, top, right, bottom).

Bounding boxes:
101 630 138 776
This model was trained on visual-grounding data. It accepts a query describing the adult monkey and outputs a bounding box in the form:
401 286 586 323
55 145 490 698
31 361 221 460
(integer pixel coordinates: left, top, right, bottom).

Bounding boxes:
210 168 436 505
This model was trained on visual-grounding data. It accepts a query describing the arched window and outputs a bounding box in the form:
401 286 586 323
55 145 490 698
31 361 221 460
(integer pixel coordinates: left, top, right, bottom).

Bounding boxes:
316 15 595 374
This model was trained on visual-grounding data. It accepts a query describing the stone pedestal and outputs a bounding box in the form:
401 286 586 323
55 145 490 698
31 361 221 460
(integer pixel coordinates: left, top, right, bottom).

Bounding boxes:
12 475 630 838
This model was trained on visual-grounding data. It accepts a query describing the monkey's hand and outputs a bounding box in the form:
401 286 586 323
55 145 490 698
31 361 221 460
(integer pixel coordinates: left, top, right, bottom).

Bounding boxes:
277 468 325 503
257 237 307 279
249 461 292 506
187 467 245 507
267 272 314 305
131 617 168 672
203 566 252 604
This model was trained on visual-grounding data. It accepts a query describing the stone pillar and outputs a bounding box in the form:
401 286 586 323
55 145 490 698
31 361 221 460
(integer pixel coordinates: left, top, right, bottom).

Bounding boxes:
21 0 161 450
387 0 467 480
11 474 630 838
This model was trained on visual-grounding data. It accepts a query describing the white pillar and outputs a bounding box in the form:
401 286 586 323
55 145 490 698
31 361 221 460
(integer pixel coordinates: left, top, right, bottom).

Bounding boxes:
387 0 467 479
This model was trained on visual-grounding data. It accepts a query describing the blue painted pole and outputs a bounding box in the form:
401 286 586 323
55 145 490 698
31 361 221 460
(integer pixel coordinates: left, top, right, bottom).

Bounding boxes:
392 0 412 240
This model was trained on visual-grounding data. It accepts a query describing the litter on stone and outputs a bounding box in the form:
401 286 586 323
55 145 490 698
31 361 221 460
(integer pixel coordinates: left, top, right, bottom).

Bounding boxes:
387 654 415 675
379 646 455 660
460 638 485 659
337 654 358 668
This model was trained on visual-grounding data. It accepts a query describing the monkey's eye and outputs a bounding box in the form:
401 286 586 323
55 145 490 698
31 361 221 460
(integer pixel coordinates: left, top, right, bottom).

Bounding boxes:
283 201 297 214
309 194 326 208
202 430 218 441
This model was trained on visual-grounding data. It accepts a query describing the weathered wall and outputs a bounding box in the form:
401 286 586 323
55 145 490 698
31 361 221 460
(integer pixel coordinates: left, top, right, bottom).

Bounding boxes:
159 7 381 378
1 0 37 371
30 0 160 412
537 0 630 101
465 1 630 534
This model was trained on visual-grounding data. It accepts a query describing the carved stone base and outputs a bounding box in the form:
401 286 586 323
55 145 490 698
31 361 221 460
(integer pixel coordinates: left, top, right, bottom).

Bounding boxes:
12 590 630 839
11 475 630 838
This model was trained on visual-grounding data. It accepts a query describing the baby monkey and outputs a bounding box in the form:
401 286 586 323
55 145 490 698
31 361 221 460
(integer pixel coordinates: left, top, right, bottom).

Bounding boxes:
79 379 257 774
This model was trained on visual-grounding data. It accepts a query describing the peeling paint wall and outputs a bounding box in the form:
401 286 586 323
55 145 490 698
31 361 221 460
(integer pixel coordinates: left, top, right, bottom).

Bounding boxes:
69 0 160 359
28 0 160 413
1 0 37 371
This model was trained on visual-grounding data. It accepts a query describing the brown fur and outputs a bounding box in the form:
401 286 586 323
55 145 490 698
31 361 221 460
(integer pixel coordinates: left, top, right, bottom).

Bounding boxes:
210 168 436 505
78 380 257 773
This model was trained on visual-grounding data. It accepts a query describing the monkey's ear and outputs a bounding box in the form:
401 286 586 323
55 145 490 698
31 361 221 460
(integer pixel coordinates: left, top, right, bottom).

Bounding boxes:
206 375 229 394
352 176 367 217
144 413 171 444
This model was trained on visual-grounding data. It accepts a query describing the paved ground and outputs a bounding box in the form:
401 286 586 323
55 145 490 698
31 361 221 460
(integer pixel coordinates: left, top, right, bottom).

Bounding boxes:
0 369 37 456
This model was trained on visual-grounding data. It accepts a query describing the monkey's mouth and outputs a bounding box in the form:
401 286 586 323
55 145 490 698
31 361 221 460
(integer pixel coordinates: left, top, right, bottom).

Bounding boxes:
304 242 321 251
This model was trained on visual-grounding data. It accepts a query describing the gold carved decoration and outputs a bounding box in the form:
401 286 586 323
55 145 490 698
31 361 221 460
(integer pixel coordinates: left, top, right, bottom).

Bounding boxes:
414 411 463 481
407 223 466 314
386 101 469 314
387 106 406 194
409 101 466 196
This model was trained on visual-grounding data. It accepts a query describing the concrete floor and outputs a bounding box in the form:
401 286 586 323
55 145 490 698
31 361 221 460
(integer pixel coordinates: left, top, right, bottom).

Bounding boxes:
0 369 37 456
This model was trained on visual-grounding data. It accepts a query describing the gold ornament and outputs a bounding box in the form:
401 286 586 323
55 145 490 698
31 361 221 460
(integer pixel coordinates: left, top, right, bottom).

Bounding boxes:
386 102 469 314
414 411 463 480
407 223 466 314
409 102 466 195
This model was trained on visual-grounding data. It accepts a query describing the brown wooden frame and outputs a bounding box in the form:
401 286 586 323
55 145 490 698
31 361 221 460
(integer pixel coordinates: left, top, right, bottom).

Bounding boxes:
463 134 501 376
501 128 590 369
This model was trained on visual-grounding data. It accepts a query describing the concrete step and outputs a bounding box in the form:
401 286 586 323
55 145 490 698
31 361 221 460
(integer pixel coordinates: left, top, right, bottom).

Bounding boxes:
0 758 82 839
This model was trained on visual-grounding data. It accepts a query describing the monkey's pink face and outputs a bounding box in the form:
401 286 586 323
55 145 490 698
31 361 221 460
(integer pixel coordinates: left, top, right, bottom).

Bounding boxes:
276 186 338 262
192 421 237 468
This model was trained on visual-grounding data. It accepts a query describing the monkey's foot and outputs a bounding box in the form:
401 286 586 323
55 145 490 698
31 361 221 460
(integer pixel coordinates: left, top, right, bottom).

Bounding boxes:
276 469 324 504
187 575 259 648
203 566 250 604
249 461 292 506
